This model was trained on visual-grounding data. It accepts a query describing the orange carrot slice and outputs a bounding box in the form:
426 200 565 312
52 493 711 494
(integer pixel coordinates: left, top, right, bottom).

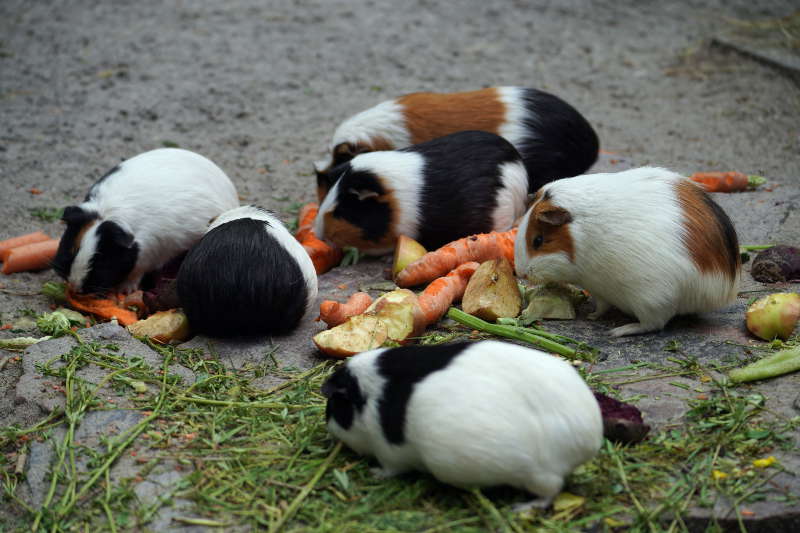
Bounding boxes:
66 290 139 326
0 231 51 260
1 239 59 274
319 292 373 327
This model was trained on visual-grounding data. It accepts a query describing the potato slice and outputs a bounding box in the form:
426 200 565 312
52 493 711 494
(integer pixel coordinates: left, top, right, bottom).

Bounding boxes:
313 314 389 358
128 309 191 344
392 235 427 278
462 258 521 322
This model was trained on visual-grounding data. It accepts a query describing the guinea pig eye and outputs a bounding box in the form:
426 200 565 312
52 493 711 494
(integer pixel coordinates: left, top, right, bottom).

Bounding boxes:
533 235 544 249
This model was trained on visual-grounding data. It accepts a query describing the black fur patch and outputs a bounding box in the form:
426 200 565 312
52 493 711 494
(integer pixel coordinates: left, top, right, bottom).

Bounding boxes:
322 366 366 430
517 89 599 191
407 130 519 249
702 193 740 277
376 342 469 445
177 217 310 337
330 164 392 243
52 206 100 280
84 164 121 202
81 220 139 294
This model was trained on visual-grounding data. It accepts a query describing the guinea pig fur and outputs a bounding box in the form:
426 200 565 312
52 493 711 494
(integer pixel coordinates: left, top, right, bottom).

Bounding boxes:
313 130 529 254
314 86 599 201
322 340 603 506
52 148 239 294
514 166 741 337
177 205 318 338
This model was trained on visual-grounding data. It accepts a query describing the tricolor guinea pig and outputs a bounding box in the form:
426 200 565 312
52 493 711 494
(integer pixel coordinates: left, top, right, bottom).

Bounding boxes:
177 205 318 337
314 86 599 201
52 148 239 294
322 340 602 507
313 130 529 254
514 167 741 337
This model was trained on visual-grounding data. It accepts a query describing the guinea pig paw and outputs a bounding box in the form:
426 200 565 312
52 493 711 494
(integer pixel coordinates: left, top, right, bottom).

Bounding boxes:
587 299 610 320
370 466 401 480
511 497 553 513
610 323 649 337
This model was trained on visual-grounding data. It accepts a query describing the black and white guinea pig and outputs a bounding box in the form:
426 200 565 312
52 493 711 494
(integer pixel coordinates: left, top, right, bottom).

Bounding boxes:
52 148 239 294
177 205 318 338
314 86 599 201
313 130 529 254
514 166 741 337
322 340 602 507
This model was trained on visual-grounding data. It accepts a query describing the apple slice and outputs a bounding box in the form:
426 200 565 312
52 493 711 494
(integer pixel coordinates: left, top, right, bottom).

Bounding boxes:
392 235 427 278
746 293 800 341
313 314 389 358
128 309 191 344
462 258 521 322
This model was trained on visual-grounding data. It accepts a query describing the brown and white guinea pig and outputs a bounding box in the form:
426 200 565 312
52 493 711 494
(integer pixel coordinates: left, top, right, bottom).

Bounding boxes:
52 148 239 295
177 205 318 338
322 340 603 507
313 130 529 254
314 86 599 201
514 167 741 337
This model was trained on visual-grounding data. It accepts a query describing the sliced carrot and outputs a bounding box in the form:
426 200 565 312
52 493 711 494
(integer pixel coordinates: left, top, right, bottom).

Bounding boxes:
294 202 342 275
395 229 517 288
417 262 480 325
0 231 51 260
688 171 764 193
66 290 139 326
319 292 373 327
1 239 59 274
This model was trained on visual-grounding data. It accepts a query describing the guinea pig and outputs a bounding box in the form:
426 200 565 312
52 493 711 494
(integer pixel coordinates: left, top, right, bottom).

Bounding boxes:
514 166 741 337
52 148 239 295
322 340 603 506
177 205 318 337
313 130 529 254
314 86 599 201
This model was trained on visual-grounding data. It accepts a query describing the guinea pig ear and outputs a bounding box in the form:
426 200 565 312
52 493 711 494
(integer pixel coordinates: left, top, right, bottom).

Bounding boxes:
536 206 572 227
97 220 136 249
321 367 360 399
61 205 95 225
348 188 380 201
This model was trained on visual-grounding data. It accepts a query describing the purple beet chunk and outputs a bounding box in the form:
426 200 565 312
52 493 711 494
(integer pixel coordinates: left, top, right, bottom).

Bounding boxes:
751 245 800 283
594 392 651 444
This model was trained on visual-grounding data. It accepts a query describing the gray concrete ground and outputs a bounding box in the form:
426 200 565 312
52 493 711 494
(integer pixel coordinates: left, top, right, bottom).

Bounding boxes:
1 0 799 530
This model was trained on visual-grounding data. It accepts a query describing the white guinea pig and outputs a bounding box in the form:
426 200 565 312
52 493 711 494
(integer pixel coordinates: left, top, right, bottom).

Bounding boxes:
177 205 318 337
53 148 239 294
314 86 599 202
314 130 529 254
514 166 741 337
322 340 603 507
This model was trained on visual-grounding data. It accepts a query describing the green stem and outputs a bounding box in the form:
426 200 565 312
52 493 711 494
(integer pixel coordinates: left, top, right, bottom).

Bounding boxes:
728 346 800 383
739 244 774 252
446 308 580 359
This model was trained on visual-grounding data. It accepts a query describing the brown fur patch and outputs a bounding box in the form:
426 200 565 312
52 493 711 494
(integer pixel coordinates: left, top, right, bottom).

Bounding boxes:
525 199 575 261
675 180 740 279
397 88 506 145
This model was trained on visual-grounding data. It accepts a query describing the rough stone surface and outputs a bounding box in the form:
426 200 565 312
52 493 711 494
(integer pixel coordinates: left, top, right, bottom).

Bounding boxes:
1 0 799 530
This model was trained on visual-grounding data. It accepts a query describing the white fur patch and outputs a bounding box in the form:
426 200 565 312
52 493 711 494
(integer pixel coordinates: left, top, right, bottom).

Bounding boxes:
68 221 100 291
330 99 410 152
351 151 424 241
496 87 530 147
211 206 319 318
73 148 239 291
314 178 341 238
491 160 529 231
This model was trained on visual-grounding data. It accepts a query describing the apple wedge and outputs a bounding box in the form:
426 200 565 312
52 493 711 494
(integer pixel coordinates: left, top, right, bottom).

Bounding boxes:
392 235 427 278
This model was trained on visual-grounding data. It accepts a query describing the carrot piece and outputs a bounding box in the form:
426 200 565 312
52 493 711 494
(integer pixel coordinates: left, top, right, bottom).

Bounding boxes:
66 290 139 326
688 171 764 193
295 202 319 243
417 262 480 325
0 231 51 260
319 292 373 327
395 230 517 288
293 201 342 274
1 239 59 274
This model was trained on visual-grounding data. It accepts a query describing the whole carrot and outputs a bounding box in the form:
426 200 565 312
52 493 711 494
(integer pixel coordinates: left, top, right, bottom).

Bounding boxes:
395 229 517 288
295 202 319 243
1 239 59 274
0 231 51 260
688 171 765 193
416 262 480 324
319 292 373 327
